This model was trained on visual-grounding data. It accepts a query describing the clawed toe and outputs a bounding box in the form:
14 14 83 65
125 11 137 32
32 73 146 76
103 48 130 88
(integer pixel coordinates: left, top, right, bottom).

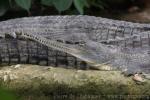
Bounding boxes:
132 74 145 83
122 70 147 83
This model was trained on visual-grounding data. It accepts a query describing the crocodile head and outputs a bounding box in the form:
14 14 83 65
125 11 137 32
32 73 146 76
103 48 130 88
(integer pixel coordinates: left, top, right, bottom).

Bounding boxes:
69 40 117 69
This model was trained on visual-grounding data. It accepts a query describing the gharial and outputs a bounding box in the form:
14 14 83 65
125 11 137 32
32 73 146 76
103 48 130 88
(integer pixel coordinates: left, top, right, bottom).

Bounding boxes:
0 15 150 82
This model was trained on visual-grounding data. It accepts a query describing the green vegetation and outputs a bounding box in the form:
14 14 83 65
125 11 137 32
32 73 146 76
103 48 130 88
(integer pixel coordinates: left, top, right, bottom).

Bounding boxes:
0 0 134 16
0 87 17 100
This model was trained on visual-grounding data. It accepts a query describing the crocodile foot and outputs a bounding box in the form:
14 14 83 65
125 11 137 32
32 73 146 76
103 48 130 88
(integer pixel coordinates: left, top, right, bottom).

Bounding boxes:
121 69 147 83
132 73 146 83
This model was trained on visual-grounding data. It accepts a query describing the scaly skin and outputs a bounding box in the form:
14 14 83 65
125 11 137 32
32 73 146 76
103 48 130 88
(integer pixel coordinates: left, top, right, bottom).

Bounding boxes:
0 38 88 69
15 31 150 76
0 15 150 42
0 15 150 81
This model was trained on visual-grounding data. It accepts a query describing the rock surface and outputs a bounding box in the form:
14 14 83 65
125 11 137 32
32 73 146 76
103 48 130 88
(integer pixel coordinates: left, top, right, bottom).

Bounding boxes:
0 64 150 100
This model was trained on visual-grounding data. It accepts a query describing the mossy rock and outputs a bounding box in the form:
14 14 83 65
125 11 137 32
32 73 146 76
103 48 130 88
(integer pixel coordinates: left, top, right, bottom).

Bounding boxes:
0 64 149 100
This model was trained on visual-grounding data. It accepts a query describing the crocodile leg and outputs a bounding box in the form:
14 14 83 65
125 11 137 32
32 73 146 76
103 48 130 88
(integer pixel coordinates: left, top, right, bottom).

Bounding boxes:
121 67 146 82
119 61 150 82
